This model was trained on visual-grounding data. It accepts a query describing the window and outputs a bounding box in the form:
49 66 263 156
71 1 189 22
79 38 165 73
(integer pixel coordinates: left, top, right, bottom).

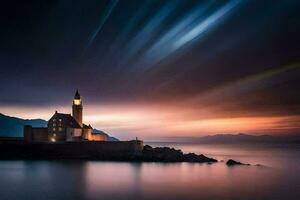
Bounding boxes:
53 119 56 122
53 123 56 127
53 133 56 137
73 99 81 105
53 128 56 131
59 118 62 122
58 127 62 132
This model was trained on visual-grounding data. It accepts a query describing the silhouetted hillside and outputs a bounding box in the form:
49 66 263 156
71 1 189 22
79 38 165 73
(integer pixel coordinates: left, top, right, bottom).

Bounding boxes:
0 113 47 137
0 113 118 141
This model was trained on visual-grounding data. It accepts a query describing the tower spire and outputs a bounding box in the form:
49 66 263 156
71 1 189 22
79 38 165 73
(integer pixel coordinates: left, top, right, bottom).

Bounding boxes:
74 89 80 99
72 89 83 127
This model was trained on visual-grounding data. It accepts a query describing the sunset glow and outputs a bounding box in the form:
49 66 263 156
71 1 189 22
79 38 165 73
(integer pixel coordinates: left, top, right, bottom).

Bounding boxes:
2 103 299 141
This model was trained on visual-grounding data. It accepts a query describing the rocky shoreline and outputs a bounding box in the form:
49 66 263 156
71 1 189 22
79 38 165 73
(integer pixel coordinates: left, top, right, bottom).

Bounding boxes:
0 142 258 166
136 145 217 163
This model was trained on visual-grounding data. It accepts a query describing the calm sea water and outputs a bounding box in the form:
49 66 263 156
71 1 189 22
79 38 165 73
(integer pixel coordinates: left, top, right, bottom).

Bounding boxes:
0 143 299 200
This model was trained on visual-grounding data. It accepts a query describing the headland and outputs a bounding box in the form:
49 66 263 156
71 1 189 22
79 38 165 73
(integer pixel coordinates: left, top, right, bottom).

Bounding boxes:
0 90 216 163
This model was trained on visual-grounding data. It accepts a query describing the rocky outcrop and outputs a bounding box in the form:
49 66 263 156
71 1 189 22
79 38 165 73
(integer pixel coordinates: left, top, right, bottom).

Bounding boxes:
226 159 250 166
139 145 217 163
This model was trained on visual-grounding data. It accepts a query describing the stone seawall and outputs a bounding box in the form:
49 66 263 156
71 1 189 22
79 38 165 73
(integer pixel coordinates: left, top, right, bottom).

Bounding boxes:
0 140 144 160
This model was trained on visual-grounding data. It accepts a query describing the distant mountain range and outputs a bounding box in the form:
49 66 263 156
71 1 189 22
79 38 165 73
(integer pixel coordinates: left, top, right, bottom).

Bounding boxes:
0 113 118 141
170 133 300 144
2 113 298 144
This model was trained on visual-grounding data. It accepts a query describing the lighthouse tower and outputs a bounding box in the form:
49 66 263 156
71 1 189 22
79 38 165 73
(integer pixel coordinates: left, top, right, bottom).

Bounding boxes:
72 89 83 127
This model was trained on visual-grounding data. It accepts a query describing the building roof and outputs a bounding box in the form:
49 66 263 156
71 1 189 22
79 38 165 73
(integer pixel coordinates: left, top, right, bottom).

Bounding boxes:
74 89 80 99
50 112 81 128
83 123 92 129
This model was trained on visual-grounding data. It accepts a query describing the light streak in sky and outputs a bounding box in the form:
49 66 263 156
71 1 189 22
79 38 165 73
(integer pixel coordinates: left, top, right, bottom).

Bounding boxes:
84 0 119 54
119 0 181 68
173 0 241 50
85 0 241 72
143 2 212 66
139 0 241 70
103 0 152 66
186 62 300 104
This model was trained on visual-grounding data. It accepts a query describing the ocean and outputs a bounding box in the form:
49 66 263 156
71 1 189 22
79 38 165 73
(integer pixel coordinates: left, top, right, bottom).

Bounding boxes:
0 142 299 200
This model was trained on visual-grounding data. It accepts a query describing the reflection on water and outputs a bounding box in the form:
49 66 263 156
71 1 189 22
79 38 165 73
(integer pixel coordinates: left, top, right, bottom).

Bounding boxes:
0 143 299 200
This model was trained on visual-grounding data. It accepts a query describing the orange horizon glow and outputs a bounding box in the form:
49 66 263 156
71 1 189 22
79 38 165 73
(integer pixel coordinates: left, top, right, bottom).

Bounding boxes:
1 103 299 141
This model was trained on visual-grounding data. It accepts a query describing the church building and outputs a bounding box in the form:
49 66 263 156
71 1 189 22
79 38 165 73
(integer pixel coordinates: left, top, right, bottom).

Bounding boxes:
24 90 107 143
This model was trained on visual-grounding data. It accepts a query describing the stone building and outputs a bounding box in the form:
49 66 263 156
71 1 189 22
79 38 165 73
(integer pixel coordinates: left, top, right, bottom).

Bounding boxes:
24 90 107 143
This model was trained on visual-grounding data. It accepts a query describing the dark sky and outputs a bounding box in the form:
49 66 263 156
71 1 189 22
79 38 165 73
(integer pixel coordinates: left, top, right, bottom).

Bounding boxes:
0 0 300 138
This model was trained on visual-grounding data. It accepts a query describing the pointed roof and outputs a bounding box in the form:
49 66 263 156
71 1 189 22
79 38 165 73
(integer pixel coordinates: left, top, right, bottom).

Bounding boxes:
83 123 92 129
49 112 81 128
74 89 81 99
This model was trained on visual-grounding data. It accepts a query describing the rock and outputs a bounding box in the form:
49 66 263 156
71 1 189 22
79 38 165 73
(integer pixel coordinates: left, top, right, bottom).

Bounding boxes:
142 146 183 162
143 145 153 151
226 159 249 166
141 145 217 163
183 153 217 163
255 164 264 167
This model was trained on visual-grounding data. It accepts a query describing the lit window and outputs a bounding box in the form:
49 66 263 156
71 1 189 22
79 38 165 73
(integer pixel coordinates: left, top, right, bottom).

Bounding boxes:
59 118 62 122
53 123 56 126
53 128 56 131
53 133 56 136
73 99 81 105
51 137 56 142
58 127 62 131
53 119 56 122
